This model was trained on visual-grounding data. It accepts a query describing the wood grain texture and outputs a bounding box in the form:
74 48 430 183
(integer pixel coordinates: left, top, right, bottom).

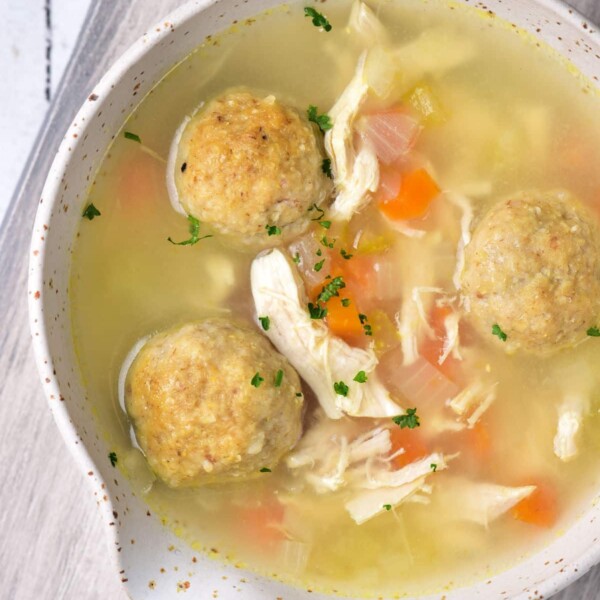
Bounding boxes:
0 1 598 598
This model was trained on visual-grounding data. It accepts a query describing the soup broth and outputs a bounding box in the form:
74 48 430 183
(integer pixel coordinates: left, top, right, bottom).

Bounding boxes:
70 0 600 596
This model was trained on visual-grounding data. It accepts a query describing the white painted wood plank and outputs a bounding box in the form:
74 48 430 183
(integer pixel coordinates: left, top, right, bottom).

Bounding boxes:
0 1 599 600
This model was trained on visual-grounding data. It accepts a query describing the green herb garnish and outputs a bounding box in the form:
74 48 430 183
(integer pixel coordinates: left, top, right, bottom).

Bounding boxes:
430 463 437 472
334 381 349 396
304 7 332 32
358 313 373 336
82 203 101 220
251 372 265 388
296 392 303 397
274 369 284 387
341 298 351 307
322 158 333 178
293 252 301 264
265 224 282 236
168 215 212 246
587 326 600 337
353 371 368 383
392 408 420 429
319 220 332 229
108 452 118 467
383 504 392 511
314 259 325 272
124 131 141 143
491 323 507 342
308 302 328 319
318 276 346 303
340 248 353 260
307 105 333 132
321 235 335 249
260 467 272 473
259 316 270 331
316 248 323 257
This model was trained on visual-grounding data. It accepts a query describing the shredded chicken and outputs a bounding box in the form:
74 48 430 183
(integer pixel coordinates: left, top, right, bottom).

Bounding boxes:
448 379 498 428
439 477 536 527
553 393 588 462
347 0 389 46
446 192 474 292
251 249 402 419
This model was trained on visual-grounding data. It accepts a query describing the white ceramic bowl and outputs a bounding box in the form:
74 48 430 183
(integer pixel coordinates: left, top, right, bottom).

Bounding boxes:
28 0 600 598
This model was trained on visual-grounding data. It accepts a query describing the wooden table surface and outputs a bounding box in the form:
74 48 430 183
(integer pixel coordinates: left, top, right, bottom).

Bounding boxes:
1 1 600 598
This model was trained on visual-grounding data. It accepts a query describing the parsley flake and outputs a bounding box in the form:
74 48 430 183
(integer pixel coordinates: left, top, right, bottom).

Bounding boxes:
108 452 118 467
383 504 392 511
321 235 335 249
308 302 328 319
334 381 349 396
318 276 346 303
322 158 333 179
82 203 101 220
392 408 420 429
304 7 332 32
353 371 368 383
293 252 301 264
358 313 373 336
265 224 282 236
430 463 437 472
296 392 303 397
307 105 333 132
341 298 351 307
124 131 141 143
340 248 353 260
314 259 325 272
168 215 212 246
274 369 284 387
587 326 600 337
259 316 270 331
491 323 508 342
319 220 332 229
259 467 272 473
251 372 264 388
316 248 323 257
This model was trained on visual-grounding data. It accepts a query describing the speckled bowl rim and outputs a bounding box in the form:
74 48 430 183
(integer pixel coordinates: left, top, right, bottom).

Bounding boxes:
27 0 600 598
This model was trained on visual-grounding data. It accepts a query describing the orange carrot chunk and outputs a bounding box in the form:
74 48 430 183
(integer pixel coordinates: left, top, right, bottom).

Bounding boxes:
390 427 429 468
379 168 441 221
512 482 559 528
325 295 364 341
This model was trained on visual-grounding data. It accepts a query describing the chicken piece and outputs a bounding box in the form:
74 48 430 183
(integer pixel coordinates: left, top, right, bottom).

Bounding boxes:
251 248 402 419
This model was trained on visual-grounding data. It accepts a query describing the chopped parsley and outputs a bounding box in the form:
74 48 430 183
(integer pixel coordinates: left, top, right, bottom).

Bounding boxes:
259 467 272 473
491 323 508 342
181 162 187 173
587 326 600 337
251 372 265 388
319 220 332 229
296 392 303 397
358 313 373 336
353 371 368 383
307 105 333 132
383 504 392 511
392 408 420 429
308 203 325 221
265 224 282 236
304 7 332 32
334 381 349 397
168 215 212 246
124 131 141 143
82 203 101 220
314 259 325 272
308 302 328 319
318 276 346 303
321 235 335 249
322 158 333 179
430 463 437 472
274 369 284 387
108 452 118 467
316 248 322 257
340 248 353 260
293 252 301 264
341 298 351 307
259 316 270 331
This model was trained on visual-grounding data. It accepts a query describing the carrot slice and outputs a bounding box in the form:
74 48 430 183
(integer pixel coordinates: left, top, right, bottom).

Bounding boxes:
390 427 429 468
512 482 558 528
237 501 285 547
325 295 364 340
379 168 441 221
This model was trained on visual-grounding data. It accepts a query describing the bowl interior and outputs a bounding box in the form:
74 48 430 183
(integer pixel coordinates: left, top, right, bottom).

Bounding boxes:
28 0 600 598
